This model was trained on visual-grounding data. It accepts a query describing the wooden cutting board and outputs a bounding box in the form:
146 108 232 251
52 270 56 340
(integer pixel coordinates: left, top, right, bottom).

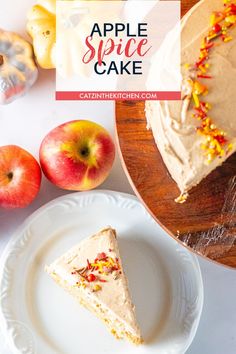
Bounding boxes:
115 0 236 268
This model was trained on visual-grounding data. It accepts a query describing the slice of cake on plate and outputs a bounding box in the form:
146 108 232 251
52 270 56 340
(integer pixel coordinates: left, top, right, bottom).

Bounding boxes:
146 0 236 202
45 227 143 345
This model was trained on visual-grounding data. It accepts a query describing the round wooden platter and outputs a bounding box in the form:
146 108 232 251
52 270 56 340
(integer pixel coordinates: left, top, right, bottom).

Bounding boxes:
115 0 236 268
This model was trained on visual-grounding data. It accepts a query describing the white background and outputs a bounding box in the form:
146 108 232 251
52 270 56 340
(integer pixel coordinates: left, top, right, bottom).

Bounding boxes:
0 1 236 353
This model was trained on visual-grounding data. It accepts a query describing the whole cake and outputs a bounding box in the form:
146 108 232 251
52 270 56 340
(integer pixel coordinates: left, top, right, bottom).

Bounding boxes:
146 0 236 202
46 227 143 344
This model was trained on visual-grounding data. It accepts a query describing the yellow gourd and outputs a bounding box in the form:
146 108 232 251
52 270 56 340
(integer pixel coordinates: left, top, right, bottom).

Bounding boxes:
27 0 56 69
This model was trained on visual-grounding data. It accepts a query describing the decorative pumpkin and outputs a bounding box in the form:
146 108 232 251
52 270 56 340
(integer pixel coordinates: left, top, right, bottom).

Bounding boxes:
0 29 38 105
27 0 56 69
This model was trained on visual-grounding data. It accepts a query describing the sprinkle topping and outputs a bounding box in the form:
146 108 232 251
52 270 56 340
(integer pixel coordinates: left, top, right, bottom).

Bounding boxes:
71 251 121 291
185 0 235 163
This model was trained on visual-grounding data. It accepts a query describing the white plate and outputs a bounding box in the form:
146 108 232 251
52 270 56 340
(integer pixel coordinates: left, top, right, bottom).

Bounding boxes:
0 190 203 354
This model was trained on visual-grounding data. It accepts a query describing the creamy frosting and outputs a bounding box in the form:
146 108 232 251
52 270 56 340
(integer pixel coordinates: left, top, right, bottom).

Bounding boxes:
46 227 142 340
146 0 236 195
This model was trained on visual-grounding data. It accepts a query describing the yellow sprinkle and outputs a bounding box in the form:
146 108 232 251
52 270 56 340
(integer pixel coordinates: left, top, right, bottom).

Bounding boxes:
209 141 216 149
207 153 214 163
192 93 200 108
199 65 207 73
207 33 218 41
200 51 207 59
215 140 222 153
194 81 207 95
108 257 115 266
220 149 225 157
227 143 233 151
225 15 236 24
93 285 102 292
224 36 233 43
184 63 190 69
205 103 212 109
175 193 188 204
210 13 218 26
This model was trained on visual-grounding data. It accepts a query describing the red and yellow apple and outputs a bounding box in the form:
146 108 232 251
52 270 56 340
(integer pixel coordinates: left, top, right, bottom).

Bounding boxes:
39 120 115 190
0 145 42 209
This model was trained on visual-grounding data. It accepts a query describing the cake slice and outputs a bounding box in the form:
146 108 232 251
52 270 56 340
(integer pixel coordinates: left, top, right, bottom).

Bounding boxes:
46 227 143 345
146 0 236 202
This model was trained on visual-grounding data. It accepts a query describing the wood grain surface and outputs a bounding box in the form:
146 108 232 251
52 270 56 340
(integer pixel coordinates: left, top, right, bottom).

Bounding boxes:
115 0 236 268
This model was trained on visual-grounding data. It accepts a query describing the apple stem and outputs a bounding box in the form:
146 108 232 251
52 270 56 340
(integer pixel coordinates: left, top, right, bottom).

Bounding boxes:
7 172 13 181
80 147 90 157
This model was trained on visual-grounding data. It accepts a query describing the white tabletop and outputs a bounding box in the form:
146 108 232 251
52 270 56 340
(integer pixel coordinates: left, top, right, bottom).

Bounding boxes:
0 1 236 353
